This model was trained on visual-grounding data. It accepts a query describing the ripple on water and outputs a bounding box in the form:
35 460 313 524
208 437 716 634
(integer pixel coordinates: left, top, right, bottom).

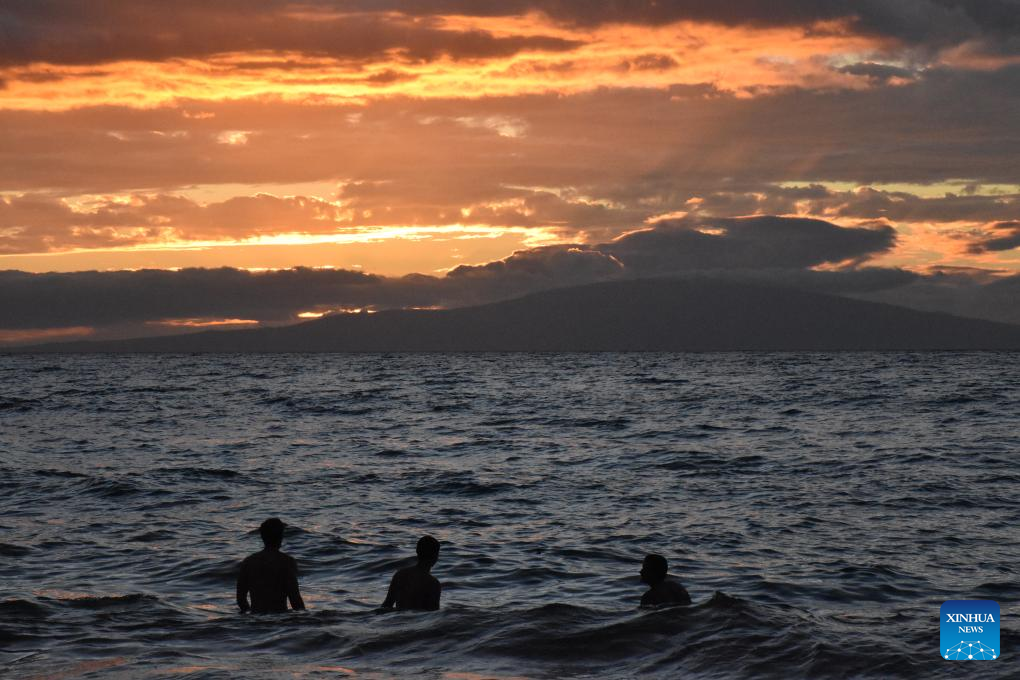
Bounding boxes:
0 352 1017 679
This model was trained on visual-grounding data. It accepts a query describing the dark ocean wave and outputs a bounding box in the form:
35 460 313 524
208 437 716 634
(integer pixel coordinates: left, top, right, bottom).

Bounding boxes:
2 352 1018 678
0 396 42 411
0 598 49 618
407 471 521 496
36 592 161 609
0 542 32 556
0 594 976 679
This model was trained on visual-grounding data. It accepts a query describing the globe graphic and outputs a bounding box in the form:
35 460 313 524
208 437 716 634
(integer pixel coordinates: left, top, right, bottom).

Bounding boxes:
944 641 996 660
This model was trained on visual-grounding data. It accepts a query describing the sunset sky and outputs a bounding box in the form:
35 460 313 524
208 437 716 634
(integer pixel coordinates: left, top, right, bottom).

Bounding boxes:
2 1 1019 343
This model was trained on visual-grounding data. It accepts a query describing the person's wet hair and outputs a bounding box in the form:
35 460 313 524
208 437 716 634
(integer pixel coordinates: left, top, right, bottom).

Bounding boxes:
259 517 285 549
643 553 668 581
416 535 440 563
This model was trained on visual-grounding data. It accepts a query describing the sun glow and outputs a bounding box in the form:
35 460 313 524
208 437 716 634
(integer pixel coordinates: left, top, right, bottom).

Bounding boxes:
147 318 260 328
295 307 374 318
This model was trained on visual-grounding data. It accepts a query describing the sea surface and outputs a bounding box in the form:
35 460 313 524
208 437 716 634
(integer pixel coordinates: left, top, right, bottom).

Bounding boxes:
1 353 1017 679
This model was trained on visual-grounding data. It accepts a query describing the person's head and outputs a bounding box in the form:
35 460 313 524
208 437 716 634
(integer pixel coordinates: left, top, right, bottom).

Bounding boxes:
259 517 285 550
640 553 668 585
416 535 440 567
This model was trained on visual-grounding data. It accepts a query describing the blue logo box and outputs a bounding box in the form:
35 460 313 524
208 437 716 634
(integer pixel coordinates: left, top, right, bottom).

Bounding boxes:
941 600 999 660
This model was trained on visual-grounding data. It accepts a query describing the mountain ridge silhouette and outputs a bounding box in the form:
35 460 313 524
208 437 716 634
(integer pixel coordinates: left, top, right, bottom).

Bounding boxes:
11 278 1020 352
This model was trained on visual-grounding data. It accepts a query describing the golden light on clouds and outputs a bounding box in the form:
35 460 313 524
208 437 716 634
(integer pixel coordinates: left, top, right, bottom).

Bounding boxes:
0 326 94 345
0 223 569 275
868 221 1020 271
0 18 890 112
1 1 1017 296
148 318 260 328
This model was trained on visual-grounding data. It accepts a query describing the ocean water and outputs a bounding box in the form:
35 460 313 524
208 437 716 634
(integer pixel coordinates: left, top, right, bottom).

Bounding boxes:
1 352 1017 679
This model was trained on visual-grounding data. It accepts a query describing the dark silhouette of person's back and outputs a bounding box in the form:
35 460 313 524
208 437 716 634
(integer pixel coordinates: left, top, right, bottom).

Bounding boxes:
381 535 441 611
639 553 691 606
236 517 306 613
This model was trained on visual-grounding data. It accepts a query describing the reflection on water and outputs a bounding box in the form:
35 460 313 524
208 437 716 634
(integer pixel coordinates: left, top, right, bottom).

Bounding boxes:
1 352 1018 678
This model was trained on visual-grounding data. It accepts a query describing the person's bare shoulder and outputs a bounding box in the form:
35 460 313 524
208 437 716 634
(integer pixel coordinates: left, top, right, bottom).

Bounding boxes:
664 579 691 604
394 565 417 580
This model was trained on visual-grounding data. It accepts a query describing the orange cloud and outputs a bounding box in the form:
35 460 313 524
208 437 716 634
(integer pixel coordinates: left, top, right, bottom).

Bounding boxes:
868 220 1020 272
0 326 94 345
0 19 892 111
147 318 260 327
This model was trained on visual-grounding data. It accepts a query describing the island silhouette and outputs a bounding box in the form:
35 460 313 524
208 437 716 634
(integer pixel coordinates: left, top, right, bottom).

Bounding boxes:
16 278 1020 352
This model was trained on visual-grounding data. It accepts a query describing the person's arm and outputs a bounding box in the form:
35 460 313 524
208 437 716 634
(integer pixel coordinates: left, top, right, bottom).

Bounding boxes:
381 572 397 609
287 557 305 611
236 559 250 612
425 579 441 611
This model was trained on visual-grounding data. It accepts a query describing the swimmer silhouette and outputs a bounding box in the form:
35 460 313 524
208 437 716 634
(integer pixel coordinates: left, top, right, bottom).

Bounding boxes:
639 554 691 606
236 518 306 613
381 535 441 611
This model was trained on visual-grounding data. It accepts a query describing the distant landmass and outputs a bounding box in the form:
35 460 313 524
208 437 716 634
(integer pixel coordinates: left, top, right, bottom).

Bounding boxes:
16 278 1020 352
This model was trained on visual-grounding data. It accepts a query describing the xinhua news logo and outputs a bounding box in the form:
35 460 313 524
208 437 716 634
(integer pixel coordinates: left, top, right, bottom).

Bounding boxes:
941 600 999 661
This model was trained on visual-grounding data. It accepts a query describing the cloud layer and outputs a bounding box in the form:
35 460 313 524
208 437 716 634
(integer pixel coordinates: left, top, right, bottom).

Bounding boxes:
6 1 1019 68
0 2 579 66
7 215 1014 346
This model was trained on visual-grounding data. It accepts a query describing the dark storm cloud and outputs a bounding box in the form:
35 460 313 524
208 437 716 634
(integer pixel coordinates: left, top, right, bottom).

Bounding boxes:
440 215 904 302
0 1 579 67
599 216 897 273
446 230 918 301
446 216 897 283
966 221 1020 252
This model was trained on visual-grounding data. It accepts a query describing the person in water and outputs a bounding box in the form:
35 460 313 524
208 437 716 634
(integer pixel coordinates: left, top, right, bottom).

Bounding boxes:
236 517 306 613
381 535 441 611
639 553 691 606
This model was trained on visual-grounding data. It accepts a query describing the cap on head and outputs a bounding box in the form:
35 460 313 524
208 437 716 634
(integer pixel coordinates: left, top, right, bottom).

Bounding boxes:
642 553 668 582
416 535 440 563
260 517 285 549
